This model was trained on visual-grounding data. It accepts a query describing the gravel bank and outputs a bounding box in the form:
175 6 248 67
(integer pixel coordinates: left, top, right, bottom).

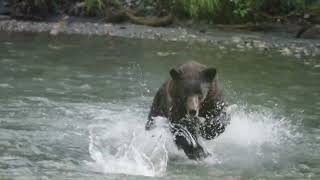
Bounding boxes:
0 19 319 63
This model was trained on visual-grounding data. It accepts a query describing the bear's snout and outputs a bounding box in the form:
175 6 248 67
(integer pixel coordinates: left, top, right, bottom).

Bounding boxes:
189 109 197 117
186 95 200 117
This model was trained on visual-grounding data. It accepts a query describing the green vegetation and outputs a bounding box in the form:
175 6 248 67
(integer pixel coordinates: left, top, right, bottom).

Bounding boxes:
84 0 106 16
11 0 56 19
161 0 233 23
161 0 317 23
8 0 320 23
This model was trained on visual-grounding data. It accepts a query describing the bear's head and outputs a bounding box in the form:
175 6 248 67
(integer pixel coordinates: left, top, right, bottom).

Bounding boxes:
169 66 217 120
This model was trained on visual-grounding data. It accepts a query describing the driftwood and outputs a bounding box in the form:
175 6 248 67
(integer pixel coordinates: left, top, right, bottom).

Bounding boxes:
216 10 319 38
215 23 290 32
104 8 174 27
252 10 320 38
126 12 173 27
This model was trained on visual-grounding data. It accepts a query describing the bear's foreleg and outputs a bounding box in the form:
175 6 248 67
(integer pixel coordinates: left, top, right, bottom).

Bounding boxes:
170 124 209 160
146 89 166 130
200 111 230 140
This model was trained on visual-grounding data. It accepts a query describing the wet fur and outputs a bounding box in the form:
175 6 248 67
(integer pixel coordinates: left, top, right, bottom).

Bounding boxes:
146 62 229 160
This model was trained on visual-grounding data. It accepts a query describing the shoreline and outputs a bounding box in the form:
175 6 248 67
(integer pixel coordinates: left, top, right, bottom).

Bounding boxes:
0 18 319 62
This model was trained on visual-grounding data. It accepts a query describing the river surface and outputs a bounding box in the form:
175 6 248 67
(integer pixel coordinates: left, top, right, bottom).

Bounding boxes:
0 32 319 179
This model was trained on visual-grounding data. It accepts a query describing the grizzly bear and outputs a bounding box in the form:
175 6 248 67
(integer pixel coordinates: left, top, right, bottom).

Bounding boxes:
145 62 230 160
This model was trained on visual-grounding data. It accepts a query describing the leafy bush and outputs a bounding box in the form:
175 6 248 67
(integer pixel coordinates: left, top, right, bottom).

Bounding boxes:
83 0 127 16
9 0 312 23
161 0 310 23
245 0 305 15
161 0 234 22
84 0 105 16
11 0 56 19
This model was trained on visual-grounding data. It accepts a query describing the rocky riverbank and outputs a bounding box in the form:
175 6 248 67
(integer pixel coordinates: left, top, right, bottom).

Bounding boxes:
0 18 319 64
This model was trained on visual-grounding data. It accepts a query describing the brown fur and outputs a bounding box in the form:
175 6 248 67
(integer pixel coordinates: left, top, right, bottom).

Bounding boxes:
146 62 229 160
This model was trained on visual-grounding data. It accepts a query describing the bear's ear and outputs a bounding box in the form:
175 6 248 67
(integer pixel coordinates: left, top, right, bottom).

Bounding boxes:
201 68 217 82
170 68 182 80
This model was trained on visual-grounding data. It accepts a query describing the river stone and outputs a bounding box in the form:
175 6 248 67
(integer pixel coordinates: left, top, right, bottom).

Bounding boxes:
280 48 292 56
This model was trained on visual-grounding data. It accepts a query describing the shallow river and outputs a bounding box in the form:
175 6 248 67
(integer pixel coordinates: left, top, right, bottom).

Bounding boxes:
0 32 319 179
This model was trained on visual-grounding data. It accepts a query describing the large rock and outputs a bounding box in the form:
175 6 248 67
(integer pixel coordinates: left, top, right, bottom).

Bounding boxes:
300 24 320 39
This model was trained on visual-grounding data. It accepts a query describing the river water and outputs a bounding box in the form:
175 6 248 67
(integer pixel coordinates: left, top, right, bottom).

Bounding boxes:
0 32 319 179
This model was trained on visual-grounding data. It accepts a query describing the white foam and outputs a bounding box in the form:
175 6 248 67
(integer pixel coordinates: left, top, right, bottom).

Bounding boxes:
0 83 13 88
86 102 299 176
215 105 291 146
87 114 171 177
203 104 300 166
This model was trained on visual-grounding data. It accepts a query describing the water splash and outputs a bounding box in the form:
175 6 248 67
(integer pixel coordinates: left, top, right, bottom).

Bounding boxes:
87 116 171 177
216 104 297 146
203 104 301 167
86 102 300 176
